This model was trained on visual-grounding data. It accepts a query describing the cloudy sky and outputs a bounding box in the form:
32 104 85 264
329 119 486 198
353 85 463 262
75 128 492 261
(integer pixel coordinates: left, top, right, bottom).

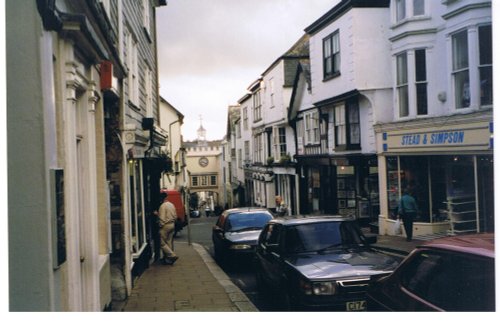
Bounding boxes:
156 0 339 141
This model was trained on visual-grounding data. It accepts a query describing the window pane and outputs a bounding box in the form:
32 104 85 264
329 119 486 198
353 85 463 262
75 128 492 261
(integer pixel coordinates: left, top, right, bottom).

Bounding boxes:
399 86 409 117
350 124 360 145
396 0 406 21
415 49 426 81
325 57 332 75
332 33 340 53
335 105 346 146
479 25 492 65
397 53 408 85
480 67 493 106
324 37 332 57
333 52 340 73
416 83 428 115
453 30 468 71
413 0 424 16
455 70 470 109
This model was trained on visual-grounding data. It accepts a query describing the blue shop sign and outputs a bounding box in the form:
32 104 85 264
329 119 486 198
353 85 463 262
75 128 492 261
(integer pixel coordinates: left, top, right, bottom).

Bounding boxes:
401 131 465 146
382 121 492 153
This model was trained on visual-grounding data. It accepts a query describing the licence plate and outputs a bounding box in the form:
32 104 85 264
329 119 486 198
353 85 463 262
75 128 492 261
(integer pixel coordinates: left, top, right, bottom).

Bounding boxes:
346 300 367 311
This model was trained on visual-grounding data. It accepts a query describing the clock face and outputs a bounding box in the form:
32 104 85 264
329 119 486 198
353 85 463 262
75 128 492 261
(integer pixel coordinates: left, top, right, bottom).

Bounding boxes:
199 157 209 167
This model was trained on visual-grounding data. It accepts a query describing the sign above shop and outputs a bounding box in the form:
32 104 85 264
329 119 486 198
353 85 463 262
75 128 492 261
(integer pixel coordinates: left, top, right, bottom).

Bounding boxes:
381 121 492 153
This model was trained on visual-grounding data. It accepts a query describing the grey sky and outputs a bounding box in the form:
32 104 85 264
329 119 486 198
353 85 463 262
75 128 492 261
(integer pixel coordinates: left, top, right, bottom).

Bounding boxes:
156 0 339 141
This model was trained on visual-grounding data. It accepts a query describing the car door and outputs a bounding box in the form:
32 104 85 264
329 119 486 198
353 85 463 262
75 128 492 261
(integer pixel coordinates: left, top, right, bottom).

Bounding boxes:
257 223 284 287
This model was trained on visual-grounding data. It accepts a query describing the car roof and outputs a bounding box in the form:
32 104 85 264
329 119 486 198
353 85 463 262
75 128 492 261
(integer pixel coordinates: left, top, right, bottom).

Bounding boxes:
268 215 356 226
222 207 273 216
419 233 494 258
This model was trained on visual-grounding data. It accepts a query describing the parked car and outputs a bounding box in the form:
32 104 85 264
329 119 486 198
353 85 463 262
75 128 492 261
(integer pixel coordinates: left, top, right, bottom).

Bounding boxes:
212 208 274 264
366 233 495 312
160 189 187 234
254 215 400 311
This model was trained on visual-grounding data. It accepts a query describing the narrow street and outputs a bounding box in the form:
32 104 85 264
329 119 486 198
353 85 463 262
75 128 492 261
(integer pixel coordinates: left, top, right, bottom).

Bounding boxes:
175 215 274 311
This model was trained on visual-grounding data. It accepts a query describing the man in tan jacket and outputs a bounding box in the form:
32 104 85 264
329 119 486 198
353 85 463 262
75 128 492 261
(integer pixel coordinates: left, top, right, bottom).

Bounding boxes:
156 191 179 265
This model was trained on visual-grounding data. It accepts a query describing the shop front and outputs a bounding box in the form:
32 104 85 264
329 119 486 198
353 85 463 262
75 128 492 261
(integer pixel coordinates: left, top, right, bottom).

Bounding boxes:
376 113 494 236
296 155 379 222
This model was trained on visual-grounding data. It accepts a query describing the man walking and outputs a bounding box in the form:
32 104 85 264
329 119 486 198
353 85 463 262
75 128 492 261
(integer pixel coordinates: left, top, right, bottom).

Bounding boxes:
155 191 179 265
398 186 418 241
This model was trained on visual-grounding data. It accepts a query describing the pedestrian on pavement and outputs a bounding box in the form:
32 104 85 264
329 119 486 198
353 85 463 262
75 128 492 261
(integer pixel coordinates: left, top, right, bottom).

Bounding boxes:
398 186 418 241
275 195 288 217
154 191 179 265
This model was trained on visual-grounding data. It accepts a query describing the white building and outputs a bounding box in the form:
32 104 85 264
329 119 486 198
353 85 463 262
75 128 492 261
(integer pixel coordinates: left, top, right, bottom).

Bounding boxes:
375 0 493 236
7 0 168 311
159 97 186 191
241 36 310 214
292 0 392 221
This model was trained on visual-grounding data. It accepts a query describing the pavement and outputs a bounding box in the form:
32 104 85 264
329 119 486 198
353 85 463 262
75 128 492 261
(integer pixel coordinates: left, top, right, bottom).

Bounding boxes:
111 233 429 312
112 241 258 312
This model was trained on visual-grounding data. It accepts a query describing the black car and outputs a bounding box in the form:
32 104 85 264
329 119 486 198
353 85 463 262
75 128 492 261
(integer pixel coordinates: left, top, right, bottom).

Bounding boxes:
254 215 400 311
212 207 274 264
366 233 495 311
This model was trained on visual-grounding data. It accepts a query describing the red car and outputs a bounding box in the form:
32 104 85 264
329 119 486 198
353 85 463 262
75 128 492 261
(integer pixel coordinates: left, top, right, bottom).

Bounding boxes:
366 233 495 311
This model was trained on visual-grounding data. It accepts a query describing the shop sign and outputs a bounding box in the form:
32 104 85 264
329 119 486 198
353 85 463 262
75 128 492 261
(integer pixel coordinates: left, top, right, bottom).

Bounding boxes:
382 121 492 153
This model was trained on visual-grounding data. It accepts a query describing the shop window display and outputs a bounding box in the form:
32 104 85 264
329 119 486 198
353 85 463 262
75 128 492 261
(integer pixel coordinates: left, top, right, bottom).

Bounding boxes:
386 155 477 224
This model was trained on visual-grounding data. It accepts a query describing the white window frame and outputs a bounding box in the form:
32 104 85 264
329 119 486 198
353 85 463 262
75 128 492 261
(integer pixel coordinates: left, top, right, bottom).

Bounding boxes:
478 24 492 107
253 91 262 121
395 0 406 22
254 134 263 163
396 52 409 117
143 0 151 36
323 31 340 79
269 78 275 108
243 107 248 130
126 29 139 106
393 0 427 24
452 29 470 109
272 127 287 160
145 66 153 117
334 104 346 146
129 159 146 256
304 110 320 145
244 141 250 164
415 48 428 115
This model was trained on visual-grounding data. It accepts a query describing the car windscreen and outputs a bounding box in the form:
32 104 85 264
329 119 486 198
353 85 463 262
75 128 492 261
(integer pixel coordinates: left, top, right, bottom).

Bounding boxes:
225 212 273 232
284 221 363 253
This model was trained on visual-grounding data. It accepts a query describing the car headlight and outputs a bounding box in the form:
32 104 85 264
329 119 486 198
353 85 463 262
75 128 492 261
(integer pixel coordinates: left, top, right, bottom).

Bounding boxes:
299 280 337 296
229 244 252 250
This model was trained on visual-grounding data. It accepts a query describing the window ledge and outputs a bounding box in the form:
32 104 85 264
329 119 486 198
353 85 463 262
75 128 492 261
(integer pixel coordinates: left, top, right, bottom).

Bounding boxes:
391 15 432 29
323 71 341 82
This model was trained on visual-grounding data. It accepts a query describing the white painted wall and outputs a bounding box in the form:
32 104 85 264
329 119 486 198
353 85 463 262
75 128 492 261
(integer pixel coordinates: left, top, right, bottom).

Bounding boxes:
310 8 392 104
